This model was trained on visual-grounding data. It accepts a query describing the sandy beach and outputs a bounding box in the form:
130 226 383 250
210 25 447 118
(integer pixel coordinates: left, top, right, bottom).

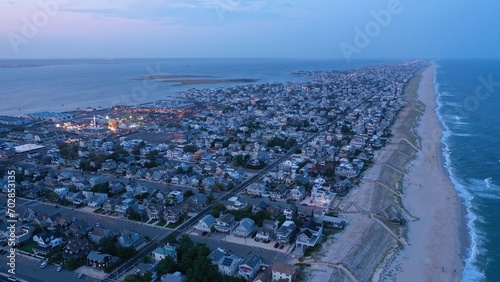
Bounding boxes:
304 63 465 282
386 64 464 281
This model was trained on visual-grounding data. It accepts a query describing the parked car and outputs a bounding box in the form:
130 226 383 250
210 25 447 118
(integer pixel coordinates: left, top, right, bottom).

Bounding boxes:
56 266 62 272
274 242 279 248
77 273 84 279
40 261 48 268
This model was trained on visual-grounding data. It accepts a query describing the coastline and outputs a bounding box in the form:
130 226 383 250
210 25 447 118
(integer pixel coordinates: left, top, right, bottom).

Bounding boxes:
385 63 464 281
304 66 429 281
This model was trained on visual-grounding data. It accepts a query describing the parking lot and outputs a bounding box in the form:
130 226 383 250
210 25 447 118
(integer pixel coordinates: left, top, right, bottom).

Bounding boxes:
0 250 100 282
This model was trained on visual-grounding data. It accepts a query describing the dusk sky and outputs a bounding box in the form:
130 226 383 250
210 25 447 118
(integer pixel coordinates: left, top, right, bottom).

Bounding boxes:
1 0 499 59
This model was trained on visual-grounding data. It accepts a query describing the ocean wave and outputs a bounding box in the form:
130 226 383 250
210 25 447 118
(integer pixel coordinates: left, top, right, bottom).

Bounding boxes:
466 178 500 200
453 133 473 137
444 101 460 107
484 177 493 188
436 72 486 280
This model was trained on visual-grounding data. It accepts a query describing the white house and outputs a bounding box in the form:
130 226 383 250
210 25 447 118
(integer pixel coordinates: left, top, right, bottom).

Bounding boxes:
195 214 216 232
238 256 262 280
33 231 63 248
271 262 296 282
152 244 177 262
233 218 255 237
217 254 240 276
87 193 108 207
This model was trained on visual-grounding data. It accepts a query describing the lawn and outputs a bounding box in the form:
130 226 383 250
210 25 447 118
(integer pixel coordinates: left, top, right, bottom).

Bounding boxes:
20 240 38 253
166 221 183 229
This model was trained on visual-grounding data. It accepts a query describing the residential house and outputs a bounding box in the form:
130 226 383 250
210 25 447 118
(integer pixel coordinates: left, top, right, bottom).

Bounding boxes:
283 205 297 220
266 206 281 218
109 181 125 194
296 220 323 249
167 190 184 204
45 213 71 231
63 237 91 259
71 192 87 206
115 198 138 217
54 187 69 198
87 251 112 269
217 254 240 276
202 177 216 190
163 206 185 224
290 186 307 201
12 206 35 222
233 218 255 237
152 244 177 262
215 213 237 233
180 194 208 212
103 199 118 213
14 225 35 244
87 192 108 207
262 220 278 231
238 255 262 280
161 272 187 282
276 221 296 245
271 184 288 199
67 219 93 238
253 269 271 282
33 231 63 255
247 183 265 196
255 227 274 243
136 262 157 279
271 262 297 282
222 196 247 211
209 248 227 266
322 216 346 230
89 176 107 188
88 227 113 244
195 214 216 232
118 231 143 249
65 191 79 204
146 203 164 221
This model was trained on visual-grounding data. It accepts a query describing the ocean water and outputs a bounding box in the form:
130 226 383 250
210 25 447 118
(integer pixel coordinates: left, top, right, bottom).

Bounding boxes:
0 58 389 117
435 59 500 282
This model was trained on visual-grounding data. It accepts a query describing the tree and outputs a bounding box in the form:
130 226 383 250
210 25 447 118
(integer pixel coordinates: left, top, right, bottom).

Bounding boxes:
210 202 226 218
223 275 243 282
213 182 225 191
116 246 135 260
91 182 110 194
277 215 286 226
183 145 198 153
232 155 244 167
46 192 59 202
165 234 177 245
59 143 79 160
99 237 117 255
253 210 272 227
157 256 179 276
124 272 152 282
207 193 215 204
184 189 194 199
186 256 222 282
